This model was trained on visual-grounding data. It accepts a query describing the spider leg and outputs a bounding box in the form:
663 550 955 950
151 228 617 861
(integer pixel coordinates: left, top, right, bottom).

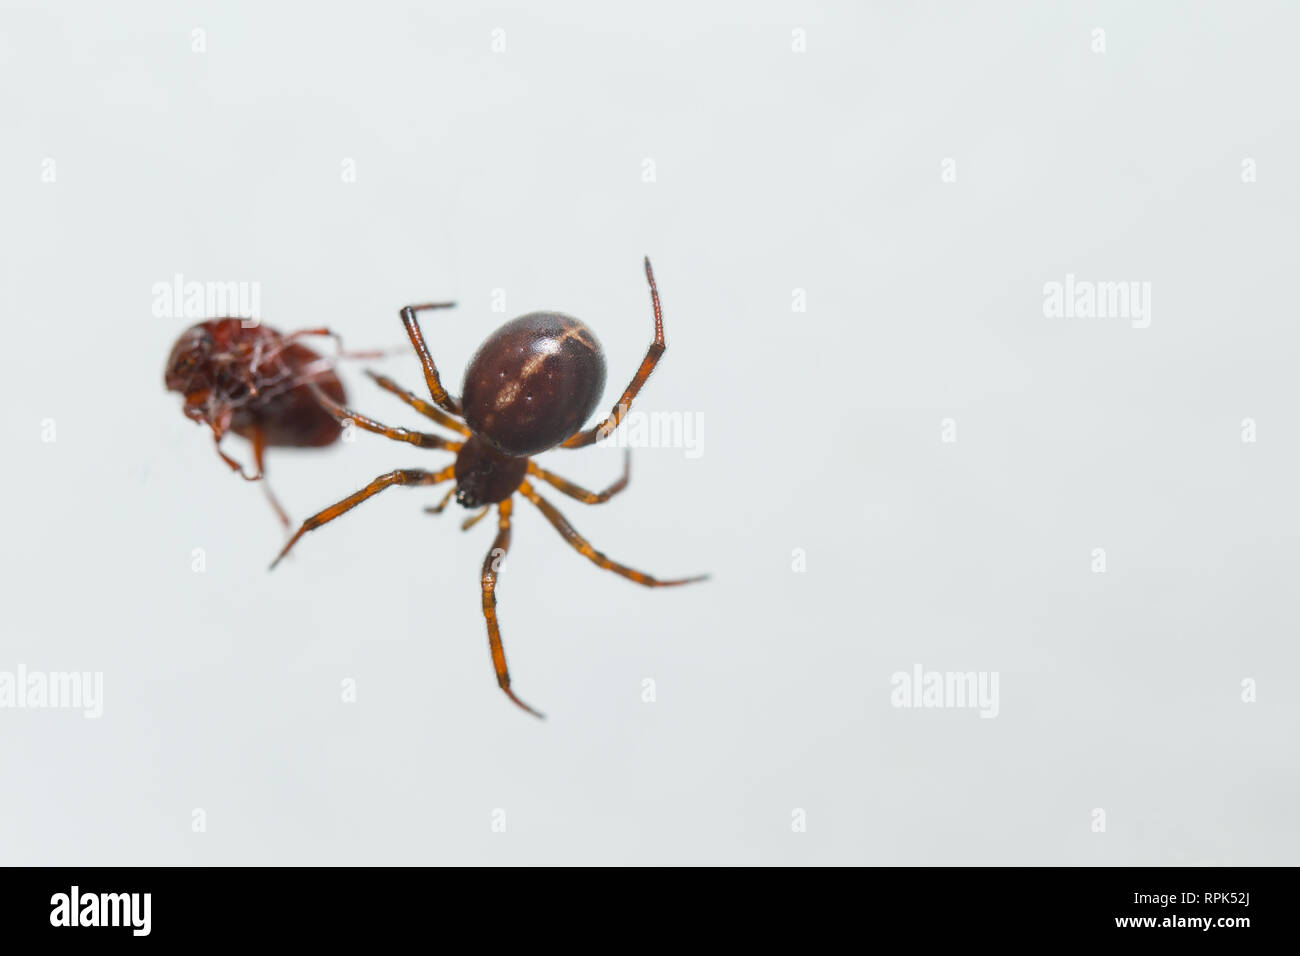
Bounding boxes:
527 449 630 504
517 481 708 587
206 404 262 482
561 258 666 449
480 498 544 718
425 493 490 529
212 430 258 480
270 465 455 569
424 486 456 515
399 302 464 417
250 428 291 529
281 326 386 360
305 382 461 452
364 370 470 436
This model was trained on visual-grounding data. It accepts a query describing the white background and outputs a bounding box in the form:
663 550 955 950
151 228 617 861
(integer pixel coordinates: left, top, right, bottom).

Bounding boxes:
1 1 1296 864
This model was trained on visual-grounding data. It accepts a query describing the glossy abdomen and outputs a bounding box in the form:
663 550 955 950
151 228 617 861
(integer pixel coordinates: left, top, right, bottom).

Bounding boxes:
460 312 606 457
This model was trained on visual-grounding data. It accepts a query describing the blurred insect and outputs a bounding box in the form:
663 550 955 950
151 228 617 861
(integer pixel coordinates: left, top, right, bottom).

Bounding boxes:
164 318 369 527
269 258 708 718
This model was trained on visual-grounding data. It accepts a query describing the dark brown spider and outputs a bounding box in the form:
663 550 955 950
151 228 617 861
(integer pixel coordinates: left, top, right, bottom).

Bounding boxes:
269 258 707 717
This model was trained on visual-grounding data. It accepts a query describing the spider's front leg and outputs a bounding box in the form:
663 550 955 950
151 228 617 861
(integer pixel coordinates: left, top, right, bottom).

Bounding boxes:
269 466 455 570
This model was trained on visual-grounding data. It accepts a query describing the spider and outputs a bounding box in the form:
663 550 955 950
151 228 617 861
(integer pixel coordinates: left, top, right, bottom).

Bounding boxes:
268 258 707 718
164 319 367 527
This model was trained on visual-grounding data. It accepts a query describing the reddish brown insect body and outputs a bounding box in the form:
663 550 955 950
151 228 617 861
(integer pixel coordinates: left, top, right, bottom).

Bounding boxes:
269 259 707 718
164 318 349 526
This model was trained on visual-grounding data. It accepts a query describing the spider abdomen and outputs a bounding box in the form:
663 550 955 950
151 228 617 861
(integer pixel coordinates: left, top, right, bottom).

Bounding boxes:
460 312 607 457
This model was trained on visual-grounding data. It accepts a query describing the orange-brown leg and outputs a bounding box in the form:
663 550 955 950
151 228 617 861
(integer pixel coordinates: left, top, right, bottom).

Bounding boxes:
518 481 707 587
480 498 544 718
527 449 630 504
212 431 257 480
399 302 463 416
206 405 259 480
364 370 469 436
425 493 490 530
424 486 456 515
270 465 456 569
561 257 666 449
305 382 461 452
250 428 291 529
